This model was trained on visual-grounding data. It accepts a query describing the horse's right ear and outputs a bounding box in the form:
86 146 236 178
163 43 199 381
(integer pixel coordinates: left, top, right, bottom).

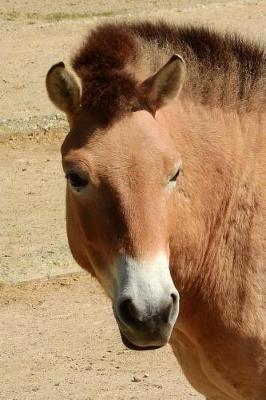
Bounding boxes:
46 62 81 114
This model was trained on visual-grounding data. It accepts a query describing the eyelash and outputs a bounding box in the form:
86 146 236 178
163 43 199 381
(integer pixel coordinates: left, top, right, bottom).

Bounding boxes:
66 172 88 188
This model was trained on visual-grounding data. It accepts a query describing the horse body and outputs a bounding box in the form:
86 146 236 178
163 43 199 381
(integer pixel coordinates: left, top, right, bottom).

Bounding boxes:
46 22 266 399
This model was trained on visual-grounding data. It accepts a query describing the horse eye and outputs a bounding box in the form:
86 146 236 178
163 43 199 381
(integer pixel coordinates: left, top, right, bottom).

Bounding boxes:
66 172 88 189
169 168 180 183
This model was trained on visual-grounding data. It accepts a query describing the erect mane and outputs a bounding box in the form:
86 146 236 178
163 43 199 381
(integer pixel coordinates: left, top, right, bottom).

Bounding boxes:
72 21 266 124
71 24 139 125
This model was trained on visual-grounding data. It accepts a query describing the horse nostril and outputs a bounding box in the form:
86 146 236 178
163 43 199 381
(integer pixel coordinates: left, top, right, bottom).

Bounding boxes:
161 293 178 324
118 293 179 328
119 298 141 326
171 292 178 305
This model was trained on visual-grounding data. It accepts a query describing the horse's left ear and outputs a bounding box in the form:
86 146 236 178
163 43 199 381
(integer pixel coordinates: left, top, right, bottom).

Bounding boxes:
141 54 186 112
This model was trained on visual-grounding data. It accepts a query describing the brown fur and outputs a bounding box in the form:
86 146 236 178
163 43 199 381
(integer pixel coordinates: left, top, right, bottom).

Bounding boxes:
130 21 266 108
71 21 266 126
71 24 140 125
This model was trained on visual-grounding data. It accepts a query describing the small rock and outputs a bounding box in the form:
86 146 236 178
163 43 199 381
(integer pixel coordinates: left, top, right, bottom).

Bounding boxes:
143 373 149 378
84 366 93 371
132 376 141 382
152 384 163 389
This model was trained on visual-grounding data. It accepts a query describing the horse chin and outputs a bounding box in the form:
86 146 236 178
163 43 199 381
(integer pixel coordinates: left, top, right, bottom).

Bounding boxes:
120 331 164 351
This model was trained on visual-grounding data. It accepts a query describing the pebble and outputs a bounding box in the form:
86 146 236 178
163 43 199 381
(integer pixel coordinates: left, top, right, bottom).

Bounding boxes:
84 366 93 371
132 376 141 382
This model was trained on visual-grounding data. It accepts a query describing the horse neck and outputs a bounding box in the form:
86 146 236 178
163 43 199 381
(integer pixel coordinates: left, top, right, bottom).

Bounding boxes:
159 99 261 329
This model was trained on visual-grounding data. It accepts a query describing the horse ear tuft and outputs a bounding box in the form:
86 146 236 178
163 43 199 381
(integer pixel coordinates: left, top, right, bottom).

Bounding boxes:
46 62 81 114
141 54 186 112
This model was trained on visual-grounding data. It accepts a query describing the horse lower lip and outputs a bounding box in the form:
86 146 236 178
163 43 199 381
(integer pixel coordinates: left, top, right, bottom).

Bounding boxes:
120 332 163 351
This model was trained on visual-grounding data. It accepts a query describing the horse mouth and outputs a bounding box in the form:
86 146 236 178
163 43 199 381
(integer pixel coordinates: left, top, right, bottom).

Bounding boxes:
120 331 163 351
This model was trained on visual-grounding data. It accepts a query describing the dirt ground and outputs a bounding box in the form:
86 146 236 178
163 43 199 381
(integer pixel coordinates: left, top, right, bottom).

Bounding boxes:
0 274 203 400
1 0 266 399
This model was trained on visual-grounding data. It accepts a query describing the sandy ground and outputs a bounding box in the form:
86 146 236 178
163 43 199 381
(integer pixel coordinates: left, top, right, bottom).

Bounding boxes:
0 274 203 400
1 1 266 399
0 131 80 283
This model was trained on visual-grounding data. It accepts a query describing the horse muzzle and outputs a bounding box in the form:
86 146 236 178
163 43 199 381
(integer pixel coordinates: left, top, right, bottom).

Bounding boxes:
113 254 179 349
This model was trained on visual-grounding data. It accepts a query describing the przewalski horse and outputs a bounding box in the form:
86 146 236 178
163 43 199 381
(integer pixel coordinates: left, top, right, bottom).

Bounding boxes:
46 22 266 400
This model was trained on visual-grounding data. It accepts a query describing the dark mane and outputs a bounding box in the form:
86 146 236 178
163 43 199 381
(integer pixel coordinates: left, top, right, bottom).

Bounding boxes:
72 21 266 124
71 24 139 125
